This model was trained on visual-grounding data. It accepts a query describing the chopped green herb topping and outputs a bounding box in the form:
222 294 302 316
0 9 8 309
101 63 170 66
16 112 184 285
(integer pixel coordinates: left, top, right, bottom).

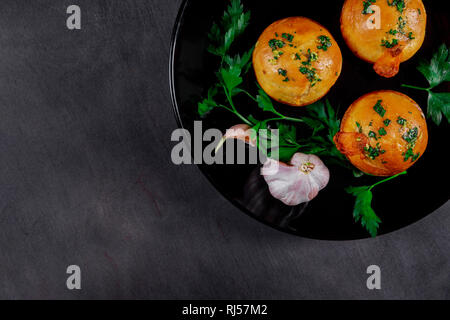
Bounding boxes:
397 116 407 125
282 33 294 42
383 119 391 126
269 39 285 51
301 49 319 66
386 16 414 41
356 122 363 133
400 127 420 162
368 131 378 140
364 144 385 160
278 68 287 77
402 127 418 144
388 29 398 35
403 147 420 162
388 0 405 14
373 100 386 117
317 35 332 51
299 66 321 87
381 38 399 48
397 16 406 31
362 0 377 14
378 127 387 136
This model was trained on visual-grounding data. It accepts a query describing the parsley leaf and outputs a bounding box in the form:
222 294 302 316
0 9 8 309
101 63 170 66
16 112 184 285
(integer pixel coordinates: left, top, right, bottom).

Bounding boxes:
198 0 254 126
256 87 277 113
306 100 340 143
198 86 219 117
219 65 243 94
271 123 302 161
417 44 450 89
402 44 450 125
218 48 254 97
428 91 450 125
208 0 251 57
346 186 380 238
223 48 254 76
346 171 407 237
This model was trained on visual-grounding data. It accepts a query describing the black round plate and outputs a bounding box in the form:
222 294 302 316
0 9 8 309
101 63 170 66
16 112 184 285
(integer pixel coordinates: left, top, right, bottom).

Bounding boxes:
169 0 449 240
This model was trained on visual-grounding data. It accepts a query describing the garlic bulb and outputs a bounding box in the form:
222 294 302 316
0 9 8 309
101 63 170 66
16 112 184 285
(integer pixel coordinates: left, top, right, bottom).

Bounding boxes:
261 153 330 206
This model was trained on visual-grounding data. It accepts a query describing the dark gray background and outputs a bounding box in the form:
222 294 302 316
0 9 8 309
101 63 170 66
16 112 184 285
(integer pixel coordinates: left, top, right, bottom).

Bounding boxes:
0 0 448 299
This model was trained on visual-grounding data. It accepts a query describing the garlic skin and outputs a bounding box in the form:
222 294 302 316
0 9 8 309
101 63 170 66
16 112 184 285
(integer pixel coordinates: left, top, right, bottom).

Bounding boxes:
223 124 256 147
261 153 330 206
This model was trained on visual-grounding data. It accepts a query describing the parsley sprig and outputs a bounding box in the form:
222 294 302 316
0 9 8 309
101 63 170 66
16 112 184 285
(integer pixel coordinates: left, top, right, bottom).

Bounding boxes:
346 171 407 237
207 0 250 58
402 44 450 125
198 0 253 125
198 0 308 161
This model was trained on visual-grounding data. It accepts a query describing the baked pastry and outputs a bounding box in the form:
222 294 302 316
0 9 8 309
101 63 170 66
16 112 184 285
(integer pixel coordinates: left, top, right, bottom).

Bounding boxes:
334 90 428 176
341 0 426 78
253 17 342 107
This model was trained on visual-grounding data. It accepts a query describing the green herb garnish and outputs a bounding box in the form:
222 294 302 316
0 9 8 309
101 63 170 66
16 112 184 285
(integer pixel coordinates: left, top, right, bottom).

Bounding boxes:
381 38 398 48
362 0 377 14
346 171 407 237
397 16 406 31
356 122 363 133
388 29 398 35
402 127 418 144
378 127 387 136
403 147 420 162
207 0 251 57
317 35 332 51
397 116 407 125
278 68 287 77
383 119 391 126
269 39 285 50
368 131 378 140
402 44 450 125
373 100 386 117
387 0 405 13
364 144 384 159
299 66 321 87
282 33 294 42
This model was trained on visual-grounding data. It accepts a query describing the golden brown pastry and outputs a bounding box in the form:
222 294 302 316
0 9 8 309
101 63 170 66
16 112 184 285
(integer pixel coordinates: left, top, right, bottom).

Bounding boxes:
341 0 426 78
334 90 428 176
253 17 342 107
